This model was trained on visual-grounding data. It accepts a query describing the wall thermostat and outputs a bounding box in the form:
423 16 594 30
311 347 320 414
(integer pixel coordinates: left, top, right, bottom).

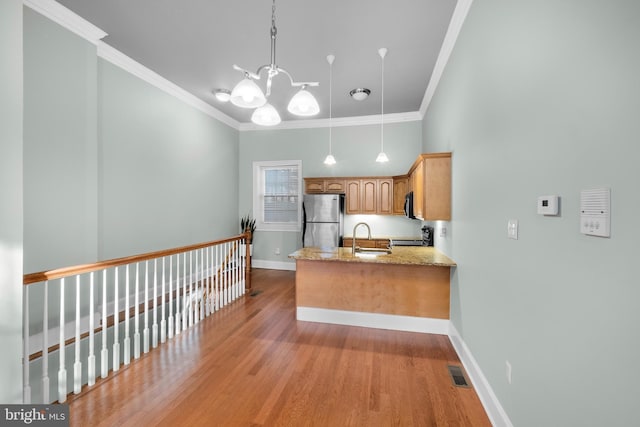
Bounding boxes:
537 195 559 215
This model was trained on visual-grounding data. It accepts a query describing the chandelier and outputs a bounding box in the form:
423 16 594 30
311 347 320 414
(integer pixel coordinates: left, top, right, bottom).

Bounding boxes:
229 0 320 126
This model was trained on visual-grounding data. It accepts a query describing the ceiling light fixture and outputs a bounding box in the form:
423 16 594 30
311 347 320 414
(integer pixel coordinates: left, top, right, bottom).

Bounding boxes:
324 55 336 166
376 48 389 163
349 88 371 101
214 89 231 102
229 0 319 126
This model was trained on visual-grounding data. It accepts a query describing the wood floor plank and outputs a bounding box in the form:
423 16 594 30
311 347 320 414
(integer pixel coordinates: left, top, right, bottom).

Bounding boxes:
66 269 491 426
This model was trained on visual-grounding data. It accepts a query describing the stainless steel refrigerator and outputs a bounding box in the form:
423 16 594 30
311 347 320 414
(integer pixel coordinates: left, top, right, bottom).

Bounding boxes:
302 194 344 247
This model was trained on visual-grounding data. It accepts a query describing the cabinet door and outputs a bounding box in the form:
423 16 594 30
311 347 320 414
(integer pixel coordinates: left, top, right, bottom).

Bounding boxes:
377 179 393 215
412 161 424 219
393 176 408 215
325 179 346 193
345 180 361 214
423 155 451 220
375 239 391 249
361 179 377 214
305 178 324 194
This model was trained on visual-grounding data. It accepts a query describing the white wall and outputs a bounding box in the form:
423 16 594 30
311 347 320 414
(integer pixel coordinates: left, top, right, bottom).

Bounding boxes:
423 1 640 425
0 0 24 404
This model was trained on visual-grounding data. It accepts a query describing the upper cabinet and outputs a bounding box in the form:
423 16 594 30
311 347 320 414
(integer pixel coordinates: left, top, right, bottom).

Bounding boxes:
408 152 451 221
303 152 450 219
345 178 392 215
392 176 409 215
304 178 345 194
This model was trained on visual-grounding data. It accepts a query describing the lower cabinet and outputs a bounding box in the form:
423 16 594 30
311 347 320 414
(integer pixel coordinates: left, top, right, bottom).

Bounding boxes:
342 238 391 249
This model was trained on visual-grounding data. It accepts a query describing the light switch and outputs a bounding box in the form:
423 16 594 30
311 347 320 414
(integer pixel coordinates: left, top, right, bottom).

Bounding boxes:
507 219 518 240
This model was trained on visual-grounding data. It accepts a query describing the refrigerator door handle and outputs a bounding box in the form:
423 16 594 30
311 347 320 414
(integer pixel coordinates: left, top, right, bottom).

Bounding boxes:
302 202 307 247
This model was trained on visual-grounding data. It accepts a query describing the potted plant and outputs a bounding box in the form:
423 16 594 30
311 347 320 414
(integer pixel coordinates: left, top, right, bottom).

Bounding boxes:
240 213 256 257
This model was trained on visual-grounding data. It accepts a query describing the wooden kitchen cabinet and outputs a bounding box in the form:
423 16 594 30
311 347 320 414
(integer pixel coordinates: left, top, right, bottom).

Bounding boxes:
304 178 346 194
408 152 451 221
392 176 409 215
345 178 392 215
377 178 393 215
342 238 391 249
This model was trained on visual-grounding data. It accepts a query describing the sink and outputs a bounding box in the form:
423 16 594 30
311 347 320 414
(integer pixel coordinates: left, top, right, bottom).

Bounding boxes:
354 247 392 256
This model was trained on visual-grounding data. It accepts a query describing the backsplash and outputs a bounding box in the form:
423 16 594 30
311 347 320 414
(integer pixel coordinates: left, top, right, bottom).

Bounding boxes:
344 214 423 237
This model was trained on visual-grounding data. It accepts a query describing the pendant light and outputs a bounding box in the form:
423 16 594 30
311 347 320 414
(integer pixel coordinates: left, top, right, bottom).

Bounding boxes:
376 48 389 163
229 0 319 125
324 55 336 166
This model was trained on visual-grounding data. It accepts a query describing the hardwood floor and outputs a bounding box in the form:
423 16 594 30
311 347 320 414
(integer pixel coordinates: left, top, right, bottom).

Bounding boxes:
66 269 491 426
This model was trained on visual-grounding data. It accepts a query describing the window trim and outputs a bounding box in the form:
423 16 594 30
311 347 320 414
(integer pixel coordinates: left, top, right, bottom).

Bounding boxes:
252 160 302 232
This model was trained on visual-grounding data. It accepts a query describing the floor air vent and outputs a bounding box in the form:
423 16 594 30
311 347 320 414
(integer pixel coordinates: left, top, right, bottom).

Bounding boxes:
447 365 470 388
249 290 263 297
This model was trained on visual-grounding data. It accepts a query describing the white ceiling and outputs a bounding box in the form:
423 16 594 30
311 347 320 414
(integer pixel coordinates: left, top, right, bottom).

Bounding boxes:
55 0 458 125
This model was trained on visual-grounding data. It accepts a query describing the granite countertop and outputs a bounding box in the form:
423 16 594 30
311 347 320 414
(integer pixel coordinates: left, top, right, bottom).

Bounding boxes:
288 246 456 267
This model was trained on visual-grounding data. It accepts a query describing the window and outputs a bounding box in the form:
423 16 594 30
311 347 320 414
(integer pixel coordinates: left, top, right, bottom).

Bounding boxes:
253 160 302 232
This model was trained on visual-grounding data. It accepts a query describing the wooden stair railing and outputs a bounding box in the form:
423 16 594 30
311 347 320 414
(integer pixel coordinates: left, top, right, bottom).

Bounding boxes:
22 232 252 404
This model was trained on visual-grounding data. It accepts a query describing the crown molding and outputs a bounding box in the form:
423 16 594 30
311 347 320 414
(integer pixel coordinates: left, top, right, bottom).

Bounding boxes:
97 43 240 130
239 111 422 132
419 0 474 118
23 0 107 44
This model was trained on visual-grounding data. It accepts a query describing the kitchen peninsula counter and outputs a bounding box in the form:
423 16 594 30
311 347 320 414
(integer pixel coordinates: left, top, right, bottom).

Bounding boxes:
288 246 456 267
289 246 456 334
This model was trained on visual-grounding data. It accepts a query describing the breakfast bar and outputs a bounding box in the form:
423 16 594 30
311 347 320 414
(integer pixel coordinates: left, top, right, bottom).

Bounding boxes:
288 246 456 334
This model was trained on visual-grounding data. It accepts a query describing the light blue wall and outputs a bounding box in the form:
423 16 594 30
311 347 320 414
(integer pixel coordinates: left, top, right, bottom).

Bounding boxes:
0 0 24 404
239 122 423 265
423 1 640 425
98 60 239 259
23 8 99 273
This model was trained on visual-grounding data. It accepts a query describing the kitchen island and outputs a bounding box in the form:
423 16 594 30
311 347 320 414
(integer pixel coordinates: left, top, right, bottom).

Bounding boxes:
288 246 456 334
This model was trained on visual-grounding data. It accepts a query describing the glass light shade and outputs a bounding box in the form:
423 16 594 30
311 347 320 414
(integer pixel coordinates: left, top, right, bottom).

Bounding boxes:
287 89 320 116
324 154 336 165
230 78 266 108
251 103 281 126
214 89 231 102
376 152 389 163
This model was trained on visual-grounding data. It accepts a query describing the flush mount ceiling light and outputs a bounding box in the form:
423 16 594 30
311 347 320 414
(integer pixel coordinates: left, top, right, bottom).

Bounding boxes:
349 88 371 101
376 48 389 163
229 0 319 126
324 55 336 166
214 89 231 102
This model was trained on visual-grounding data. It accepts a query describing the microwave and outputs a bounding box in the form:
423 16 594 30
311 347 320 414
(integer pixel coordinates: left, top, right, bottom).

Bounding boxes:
404 191 416 219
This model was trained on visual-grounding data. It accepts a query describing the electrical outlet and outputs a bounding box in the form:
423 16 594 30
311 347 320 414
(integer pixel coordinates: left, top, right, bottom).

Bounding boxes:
275 247 280 255
440 226 447 238
506 360 512 384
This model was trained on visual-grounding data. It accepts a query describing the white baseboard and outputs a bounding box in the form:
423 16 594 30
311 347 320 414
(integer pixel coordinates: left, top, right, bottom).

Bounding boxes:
251 259 296 271
296 307 450 335
448 323 513 427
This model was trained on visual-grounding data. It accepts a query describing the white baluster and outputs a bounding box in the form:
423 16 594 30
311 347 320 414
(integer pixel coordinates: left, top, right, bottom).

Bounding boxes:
215 244 220 310
205 247 211 317
152 259 158 348
183 251 193 330
234 242 238 301
42 280 50 402
143 261 150 353
88 273 95 387
189 251 194 327
101 270 108 378
201 248 205 320
161 257 166 343
168 255 174 339
112 267 120 371
184 252 189 331
73 275 82 394
58 277 67 403
175 255 181 335
225 243 229 306
134 263 141 359
23 285 31 404
194 249 200 324
124 264 131 365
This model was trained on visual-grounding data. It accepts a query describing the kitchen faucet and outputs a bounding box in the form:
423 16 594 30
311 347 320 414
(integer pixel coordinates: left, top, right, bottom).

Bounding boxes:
352 222 372 253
